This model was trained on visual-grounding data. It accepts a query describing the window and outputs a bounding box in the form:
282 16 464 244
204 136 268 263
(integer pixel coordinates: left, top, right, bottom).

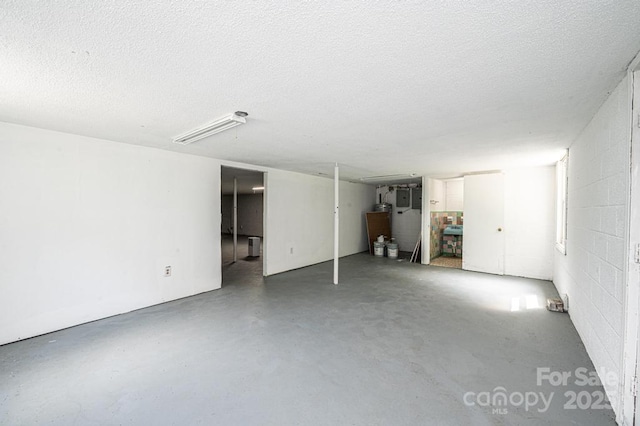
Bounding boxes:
556 153 568 254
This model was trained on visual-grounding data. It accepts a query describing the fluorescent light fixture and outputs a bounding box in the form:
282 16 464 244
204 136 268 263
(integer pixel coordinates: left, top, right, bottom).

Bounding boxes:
252 186 265 191
359 173 416 182
173 112 247 145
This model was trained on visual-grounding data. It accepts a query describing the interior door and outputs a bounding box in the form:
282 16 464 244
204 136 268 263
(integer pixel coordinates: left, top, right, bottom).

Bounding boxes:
463 173 505 275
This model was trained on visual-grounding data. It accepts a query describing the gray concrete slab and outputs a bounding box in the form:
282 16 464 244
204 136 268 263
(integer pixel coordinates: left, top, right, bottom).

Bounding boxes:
221 234 263 283
0 254 616 425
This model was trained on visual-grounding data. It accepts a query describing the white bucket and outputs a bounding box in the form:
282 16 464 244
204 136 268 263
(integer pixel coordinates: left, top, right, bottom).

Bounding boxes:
374 241 385 256
387 243 399 259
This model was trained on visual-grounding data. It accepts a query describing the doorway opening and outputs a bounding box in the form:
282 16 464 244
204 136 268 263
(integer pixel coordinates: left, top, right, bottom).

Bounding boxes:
220 166 265 284
428 178 464 269
370 179 423 262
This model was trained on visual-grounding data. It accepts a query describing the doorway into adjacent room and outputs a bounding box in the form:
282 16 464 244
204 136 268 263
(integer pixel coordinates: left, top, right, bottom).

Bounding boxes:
370 179 423 262
220 166 265 284
427 178 464 269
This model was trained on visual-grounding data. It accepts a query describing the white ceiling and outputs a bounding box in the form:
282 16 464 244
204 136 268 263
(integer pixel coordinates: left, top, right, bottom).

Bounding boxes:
2 2 640 180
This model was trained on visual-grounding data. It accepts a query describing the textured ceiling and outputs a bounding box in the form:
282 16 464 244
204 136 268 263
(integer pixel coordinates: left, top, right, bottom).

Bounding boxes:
2 1 640 180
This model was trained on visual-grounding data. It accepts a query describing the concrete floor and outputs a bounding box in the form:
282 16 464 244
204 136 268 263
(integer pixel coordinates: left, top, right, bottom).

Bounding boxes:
221 234 263 283
430 256 463 269
0 254 616 425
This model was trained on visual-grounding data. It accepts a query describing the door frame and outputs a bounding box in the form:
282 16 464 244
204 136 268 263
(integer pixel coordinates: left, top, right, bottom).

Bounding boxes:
622 53 640 425
220 162 268 278
421 176 430 264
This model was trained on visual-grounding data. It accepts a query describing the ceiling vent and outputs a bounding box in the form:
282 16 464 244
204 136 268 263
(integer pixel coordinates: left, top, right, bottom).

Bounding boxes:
173 112 248 145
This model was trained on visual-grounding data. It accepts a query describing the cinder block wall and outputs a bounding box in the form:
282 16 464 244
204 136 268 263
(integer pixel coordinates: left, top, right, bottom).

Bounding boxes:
553 74 630 415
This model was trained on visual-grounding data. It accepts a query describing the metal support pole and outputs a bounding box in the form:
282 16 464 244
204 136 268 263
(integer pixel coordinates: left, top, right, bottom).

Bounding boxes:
233 177 238 263
333 163 339 285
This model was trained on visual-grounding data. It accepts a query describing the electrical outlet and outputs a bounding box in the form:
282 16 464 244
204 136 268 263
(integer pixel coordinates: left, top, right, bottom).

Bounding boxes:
635 243 640 264
164 266 172 277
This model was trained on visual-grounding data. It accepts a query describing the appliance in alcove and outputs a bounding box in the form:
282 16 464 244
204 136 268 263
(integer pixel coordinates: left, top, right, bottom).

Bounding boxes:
248 237 261 257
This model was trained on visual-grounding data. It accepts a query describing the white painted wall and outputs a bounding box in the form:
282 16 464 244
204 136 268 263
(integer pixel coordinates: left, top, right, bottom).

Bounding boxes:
0 124 374 344
221 194 263 236
503 167 555 280
392 204 422 252
553 75 630 417
264 170 372 276
339 181 376 256
445 179 464 211
428 179 445 210
0 122 222 345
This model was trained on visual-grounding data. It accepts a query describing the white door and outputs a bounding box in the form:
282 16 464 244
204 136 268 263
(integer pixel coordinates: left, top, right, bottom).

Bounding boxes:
463 173 505 275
